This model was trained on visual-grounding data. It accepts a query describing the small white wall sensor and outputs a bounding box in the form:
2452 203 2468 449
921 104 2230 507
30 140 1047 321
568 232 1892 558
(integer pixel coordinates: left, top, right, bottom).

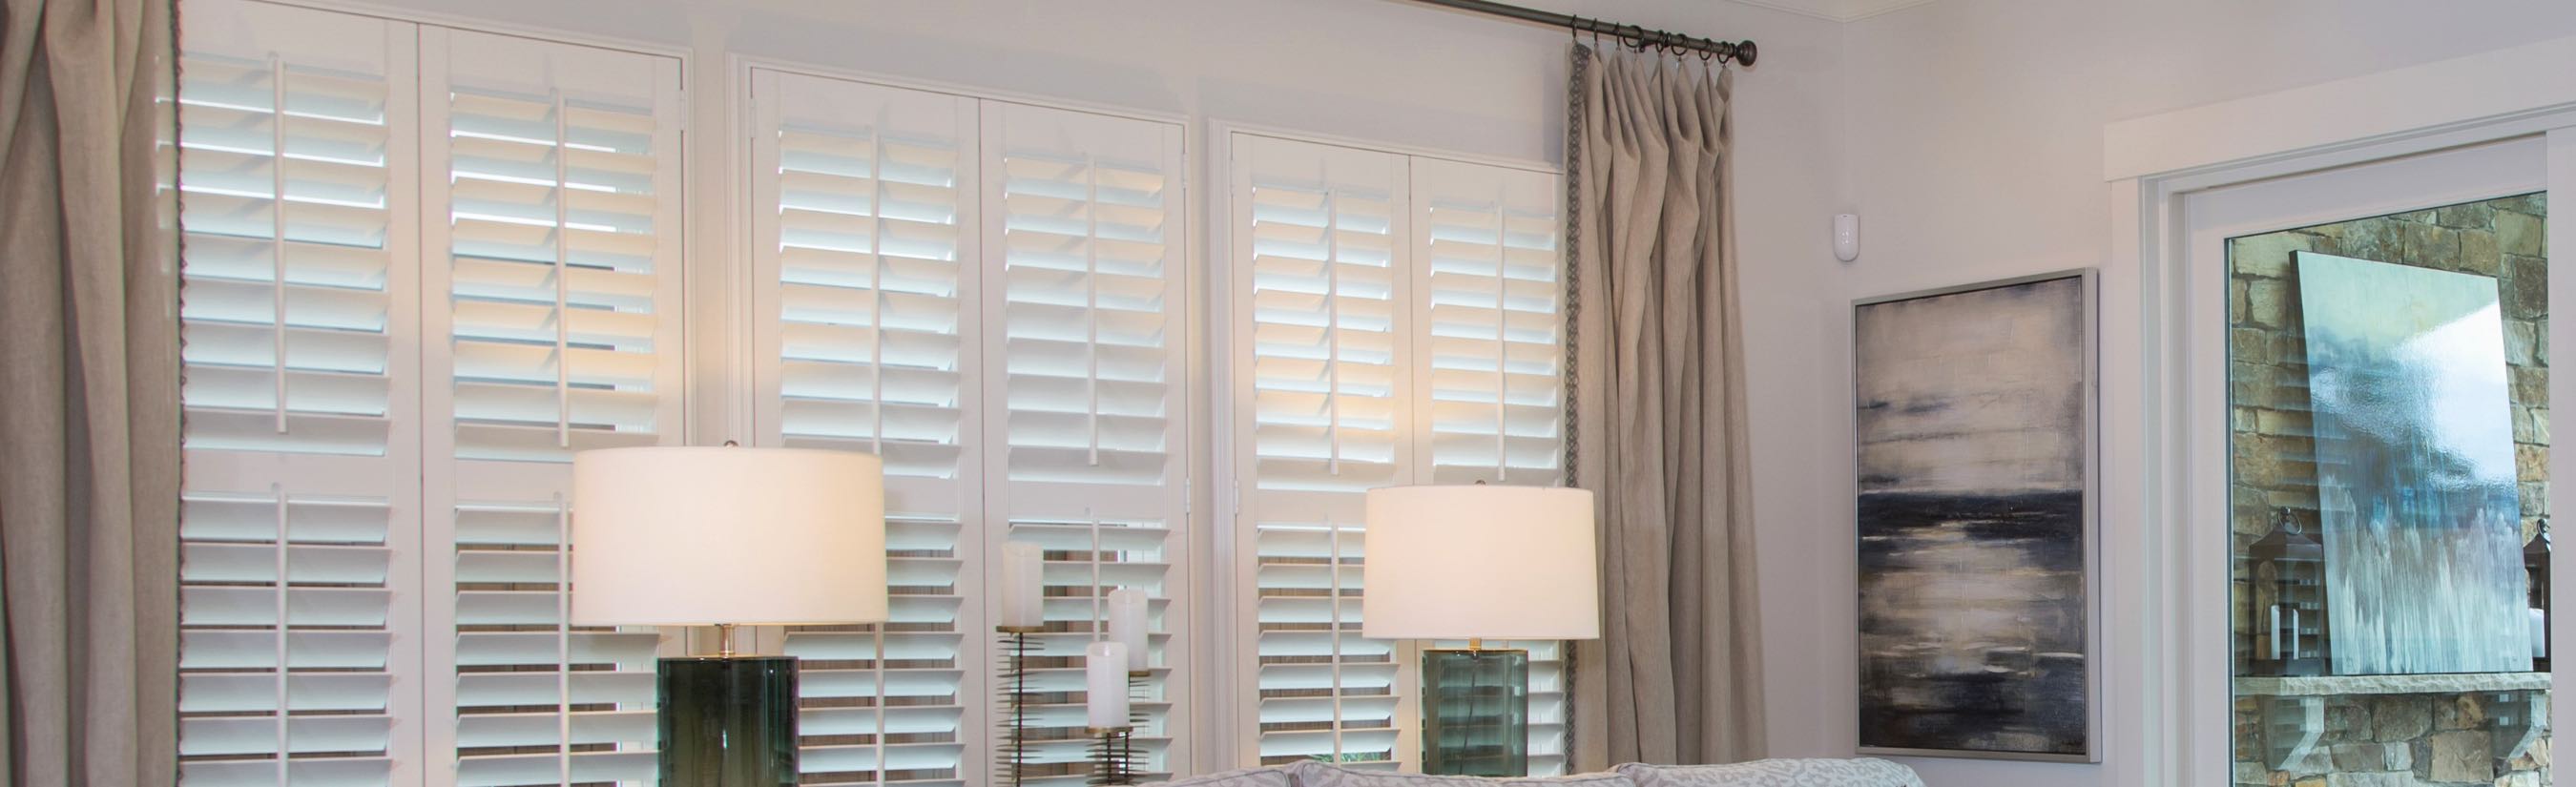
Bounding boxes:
1833 214 1860 262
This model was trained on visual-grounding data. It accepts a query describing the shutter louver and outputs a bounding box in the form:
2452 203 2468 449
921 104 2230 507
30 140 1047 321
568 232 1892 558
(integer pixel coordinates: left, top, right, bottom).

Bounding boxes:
1231 135 1568 774
423 29 684 787
751 69 978 787
1409 158 1569 777
983 102 1192 786
177 3 423 785
1234 135 1411 770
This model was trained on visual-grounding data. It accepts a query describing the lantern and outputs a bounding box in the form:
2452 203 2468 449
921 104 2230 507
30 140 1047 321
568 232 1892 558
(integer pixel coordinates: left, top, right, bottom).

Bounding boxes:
2249 508 2329 676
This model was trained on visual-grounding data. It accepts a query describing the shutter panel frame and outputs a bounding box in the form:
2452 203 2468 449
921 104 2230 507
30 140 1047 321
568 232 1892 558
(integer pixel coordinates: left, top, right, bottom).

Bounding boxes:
1408 156 1571 776
177 3 425 784
750 66 987 787
978 98 1194 787
1225 132 1570 775
420 27 687 787
1231 134 1419 770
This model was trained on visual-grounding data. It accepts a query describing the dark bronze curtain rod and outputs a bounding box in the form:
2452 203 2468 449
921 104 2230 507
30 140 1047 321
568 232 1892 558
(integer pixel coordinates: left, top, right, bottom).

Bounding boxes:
1404 0 1757 66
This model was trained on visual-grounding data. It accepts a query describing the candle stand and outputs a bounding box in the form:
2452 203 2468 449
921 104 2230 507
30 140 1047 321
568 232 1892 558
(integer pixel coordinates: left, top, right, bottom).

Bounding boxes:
1086 725 1139 786
995 627 1038 787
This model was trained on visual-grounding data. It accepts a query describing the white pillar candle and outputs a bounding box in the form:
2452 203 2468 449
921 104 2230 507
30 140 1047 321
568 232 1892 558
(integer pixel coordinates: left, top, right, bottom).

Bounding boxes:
2268 605 2282 662
1086 641 1131 730
2532 607 2549 660
1107 588 1150 673
997 541 1046 630
2288 607 2300 659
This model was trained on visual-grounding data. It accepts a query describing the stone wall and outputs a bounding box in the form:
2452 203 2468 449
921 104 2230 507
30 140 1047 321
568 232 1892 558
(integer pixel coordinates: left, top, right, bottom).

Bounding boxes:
2230 689 2550 786
2228 194 2551 787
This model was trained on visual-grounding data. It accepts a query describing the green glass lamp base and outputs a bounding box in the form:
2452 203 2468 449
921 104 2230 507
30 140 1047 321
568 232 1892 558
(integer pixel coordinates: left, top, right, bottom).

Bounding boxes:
659 655 799 787
1421 648 1529 777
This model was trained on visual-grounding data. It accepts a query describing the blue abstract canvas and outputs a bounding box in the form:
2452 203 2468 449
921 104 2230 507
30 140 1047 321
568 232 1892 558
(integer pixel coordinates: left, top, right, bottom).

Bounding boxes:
2296 251 2531 675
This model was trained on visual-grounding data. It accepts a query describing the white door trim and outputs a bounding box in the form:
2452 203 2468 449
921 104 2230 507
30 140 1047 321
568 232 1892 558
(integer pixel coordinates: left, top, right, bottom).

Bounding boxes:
2111 57 2576 787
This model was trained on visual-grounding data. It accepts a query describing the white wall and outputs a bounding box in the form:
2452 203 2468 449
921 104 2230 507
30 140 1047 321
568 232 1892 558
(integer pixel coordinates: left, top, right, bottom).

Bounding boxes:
331 0 1850 773
1804 2 2576 785
283 0 2576 780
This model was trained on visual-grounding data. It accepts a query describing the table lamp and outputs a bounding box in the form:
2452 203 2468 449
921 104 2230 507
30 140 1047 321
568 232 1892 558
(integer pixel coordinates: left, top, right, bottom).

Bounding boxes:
1363 484 1598 777
571 445 888 787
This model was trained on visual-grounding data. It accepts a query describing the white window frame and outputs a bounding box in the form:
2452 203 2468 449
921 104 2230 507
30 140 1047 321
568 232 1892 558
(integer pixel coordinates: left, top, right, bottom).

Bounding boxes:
1203 121 1570 773
2107 44 2576 787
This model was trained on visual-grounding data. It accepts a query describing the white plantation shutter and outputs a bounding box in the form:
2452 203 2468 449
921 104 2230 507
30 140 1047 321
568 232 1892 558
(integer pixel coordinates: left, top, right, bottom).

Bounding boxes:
1407 158 1569 776
1229 134 1568 773
177 2 423 785
1406 159 1564 489
981 102 1191 786
177 3 695 785
1233 135 1412 769
750 68 979 787
748 72 1193 785
421 29 685 787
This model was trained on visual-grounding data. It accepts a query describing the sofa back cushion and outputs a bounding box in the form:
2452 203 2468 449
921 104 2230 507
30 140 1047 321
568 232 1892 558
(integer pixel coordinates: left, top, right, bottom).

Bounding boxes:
1142 765 1299 787
1293 762 1637 787
1615 758 1923 787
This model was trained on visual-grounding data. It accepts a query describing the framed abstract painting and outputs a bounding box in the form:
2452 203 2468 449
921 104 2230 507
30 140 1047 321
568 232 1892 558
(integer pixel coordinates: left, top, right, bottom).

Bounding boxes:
1851 269 2100 762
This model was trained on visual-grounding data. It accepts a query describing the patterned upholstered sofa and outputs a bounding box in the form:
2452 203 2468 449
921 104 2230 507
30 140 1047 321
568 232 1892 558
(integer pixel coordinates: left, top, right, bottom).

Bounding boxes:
1146 758 1925 787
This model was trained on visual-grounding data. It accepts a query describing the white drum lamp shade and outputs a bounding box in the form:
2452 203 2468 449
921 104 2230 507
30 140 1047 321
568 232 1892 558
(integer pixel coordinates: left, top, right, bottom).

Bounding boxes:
1361 485 1600 641
570 446 888 627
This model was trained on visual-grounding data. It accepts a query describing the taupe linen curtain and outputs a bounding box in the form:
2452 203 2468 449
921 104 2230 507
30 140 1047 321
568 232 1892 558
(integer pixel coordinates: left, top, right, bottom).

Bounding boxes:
0 0 182 784
1564 45 1764 768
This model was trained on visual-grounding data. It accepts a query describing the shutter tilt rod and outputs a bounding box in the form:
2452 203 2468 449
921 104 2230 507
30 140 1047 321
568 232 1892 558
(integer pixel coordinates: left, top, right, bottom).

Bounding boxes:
1403 0 1756 66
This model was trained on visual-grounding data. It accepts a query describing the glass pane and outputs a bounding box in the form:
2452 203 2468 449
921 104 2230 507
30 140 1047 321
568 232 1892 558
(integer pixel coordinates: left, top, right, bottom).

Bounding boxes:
2230 194 2550 786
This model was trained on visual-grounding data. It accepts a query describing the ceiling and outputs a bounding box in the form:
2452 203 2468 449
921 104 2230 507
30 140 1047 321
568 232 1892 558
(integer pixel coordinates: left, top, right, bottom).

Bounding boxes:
1722 0 1942 22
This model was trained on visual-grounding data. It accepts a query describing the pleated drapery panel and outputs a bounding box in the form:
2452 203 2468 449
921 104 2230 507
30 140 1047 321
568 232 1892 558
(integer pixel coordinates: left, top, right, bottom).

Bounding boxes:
1564 44 1765 769
0 0 183 784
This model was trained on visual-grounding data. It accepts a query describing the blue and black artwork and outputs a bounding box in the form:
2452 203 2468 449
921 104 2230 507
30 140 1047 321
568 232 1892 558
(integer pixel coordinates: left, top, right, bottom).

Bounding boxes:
1854 273 2092 760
